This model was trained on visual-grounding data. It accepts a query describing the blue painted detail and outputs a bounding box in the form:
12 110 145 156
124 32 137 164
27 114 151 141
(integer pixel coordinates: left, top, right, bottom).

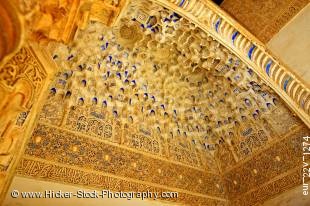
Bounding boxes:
113 110 118 117
173 12 180 18
103 100 107 107
78 98 84 104
116 72 121 79
301 99 305 108
265 60 272 76
179 0 186 7
81 79 87 86
150 110 155 115
65 91 71 98
151 96 155 102
247 68 254 76
248 45 256 60
283 77 291 92
232 31 239 44
215 18 221 33
67 54 74 60
92 97 98 104
50 88 57 94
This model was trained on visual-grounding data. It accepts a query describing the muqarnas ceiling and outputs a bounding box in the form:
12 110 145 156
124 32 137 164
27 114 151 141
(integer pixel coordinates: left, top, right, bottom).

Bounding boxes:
41 0 305 172
20 0 309 205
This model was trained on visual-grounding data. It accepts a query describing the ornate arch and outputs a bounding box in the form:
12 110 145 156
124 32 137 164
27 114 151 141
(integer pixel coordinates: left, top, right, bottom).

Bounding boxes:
151 0 310 127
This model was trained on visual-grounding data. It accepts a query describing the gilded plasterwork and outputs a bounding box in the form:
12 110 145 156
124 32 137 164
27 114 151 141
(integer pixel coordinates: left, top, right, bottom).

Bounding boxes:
231 167 303 206
19 123 228 205
224 125 309 198
0 46 46 170
0 44 57 201
12 1 310 205
0 0 308 205
221 0 309 43
17 158 226 206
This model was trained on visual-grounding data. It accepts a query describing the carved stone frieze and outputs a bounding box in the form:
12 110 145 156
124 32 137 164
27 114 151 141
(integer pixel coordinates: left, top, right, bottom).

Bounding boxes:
223 125 310 200
17 158 227 206
23 123 227 200
231 168 307 206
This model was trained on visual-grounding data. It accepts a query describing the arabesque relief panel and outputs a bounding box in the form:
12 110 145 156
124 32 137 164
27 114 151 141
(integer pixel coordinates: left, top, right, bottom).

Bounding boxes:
16 158 227 206
0 44 58 201
0 0 308 205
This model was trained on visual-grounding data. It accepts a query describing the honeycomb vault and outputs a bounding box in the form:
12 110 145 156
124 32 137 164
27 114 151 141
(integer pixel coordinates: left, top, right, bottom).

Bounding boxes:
15 1 310 205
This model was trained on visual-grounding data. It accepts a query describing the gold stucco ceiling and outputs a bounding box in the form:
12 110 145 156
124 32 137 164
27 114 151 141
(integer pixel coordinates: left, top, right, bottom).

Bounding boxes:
14 0 310 205
48 1 283 154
